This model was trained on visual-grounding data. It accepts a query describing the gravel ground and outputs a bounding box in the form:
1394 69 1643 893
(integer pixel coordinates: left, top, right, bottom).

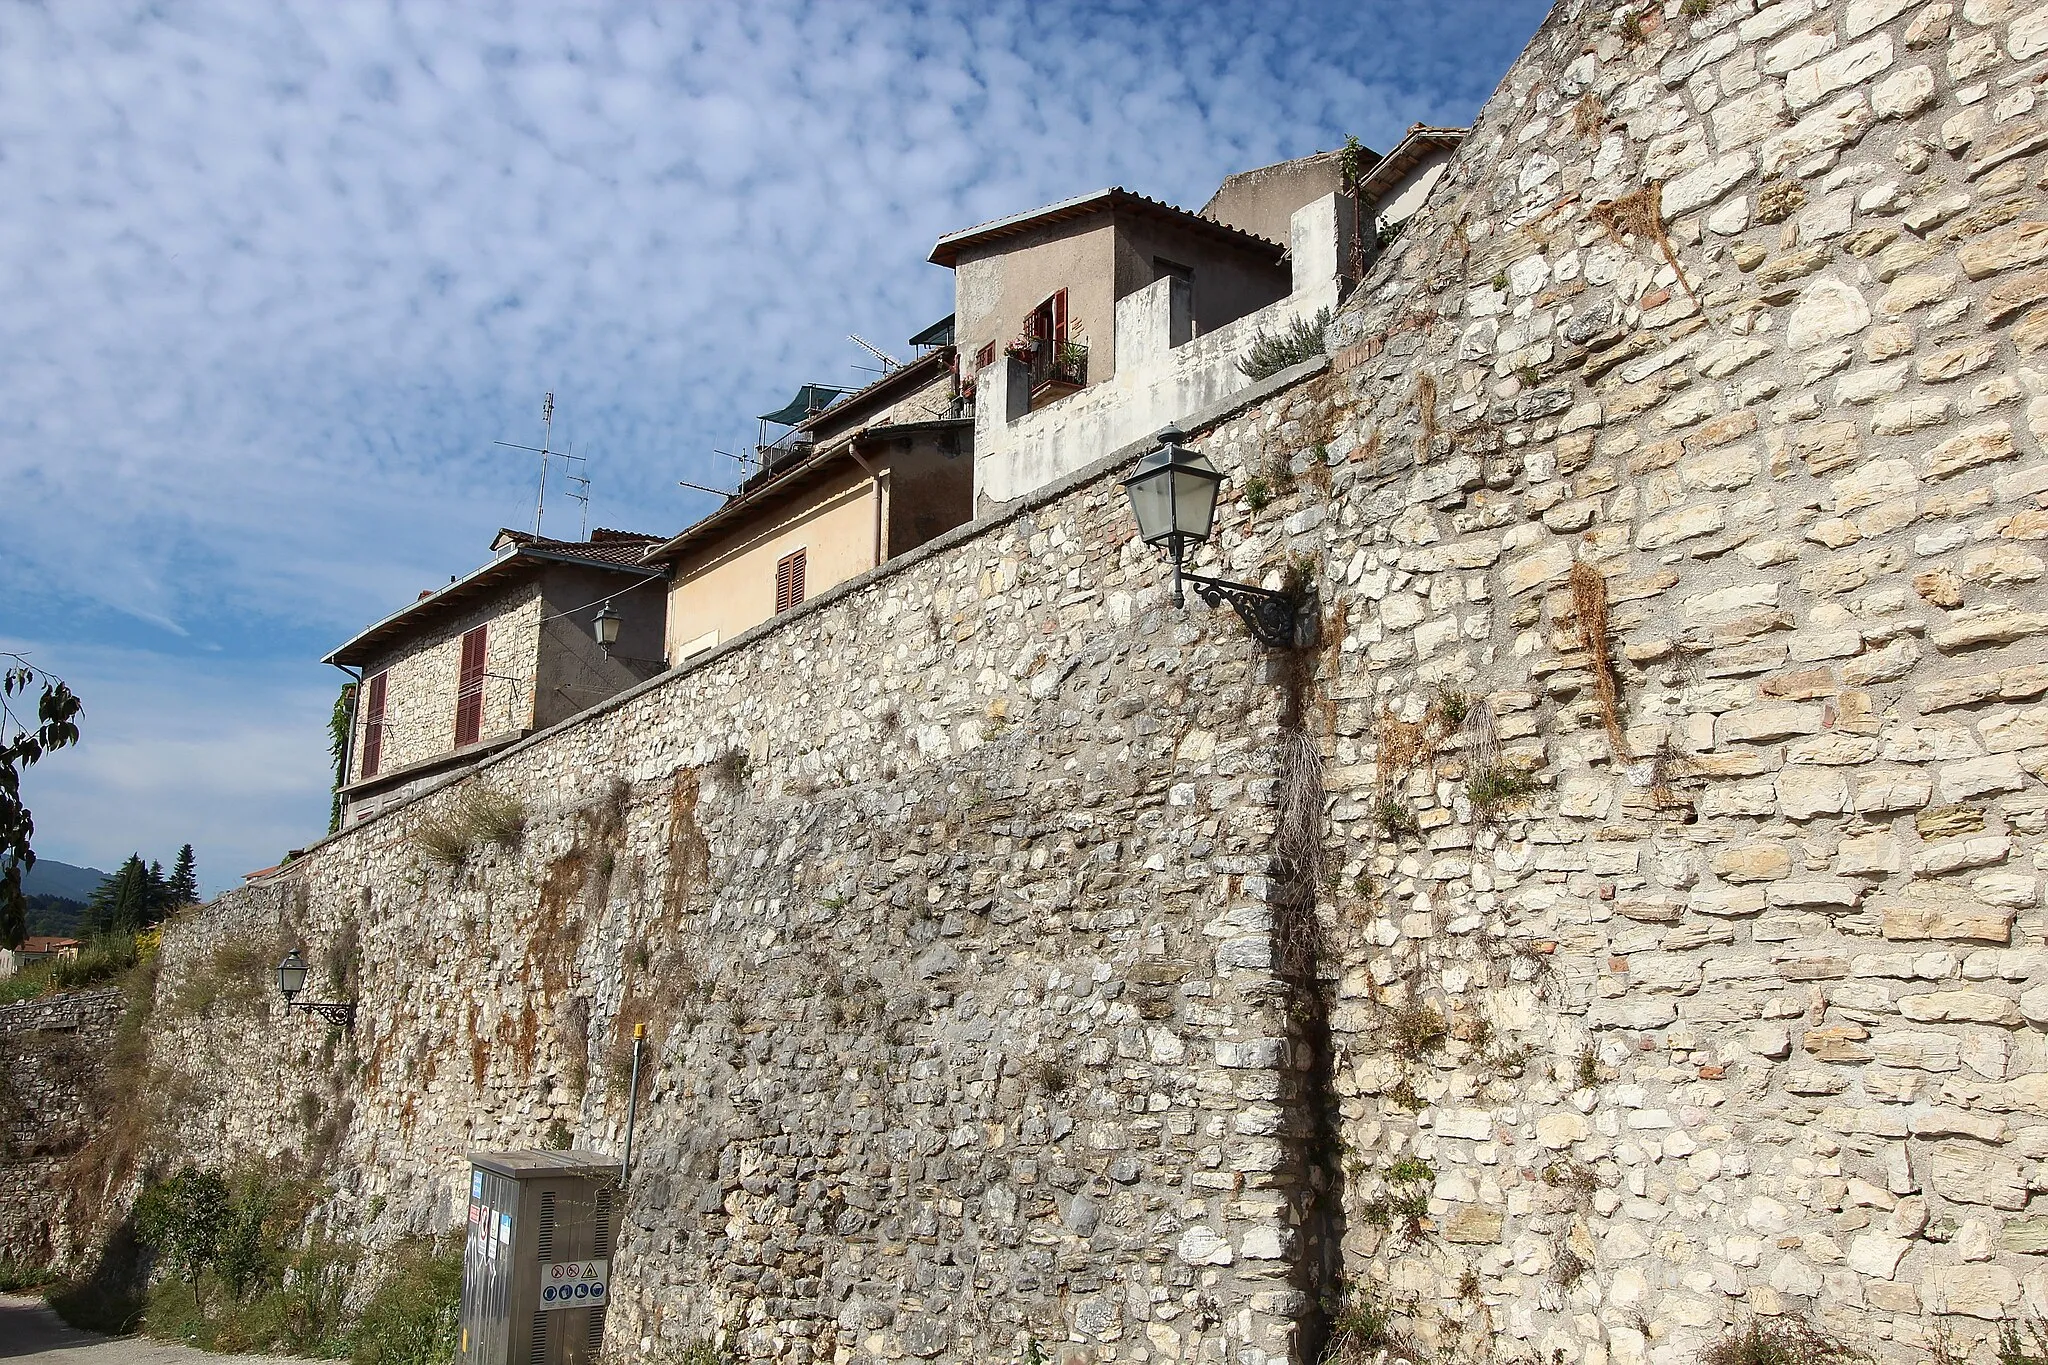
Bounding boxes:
0 1295 293 1364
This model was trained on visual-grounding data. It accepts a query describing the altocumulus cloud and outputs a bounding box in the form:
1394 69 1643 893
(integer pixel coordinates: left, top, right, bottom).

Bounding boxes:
0 0 1550 890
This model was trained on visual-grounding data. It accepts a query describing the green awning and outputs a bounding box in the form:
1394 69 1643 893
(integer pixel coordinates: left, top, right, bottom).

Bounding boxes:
758 385 846 426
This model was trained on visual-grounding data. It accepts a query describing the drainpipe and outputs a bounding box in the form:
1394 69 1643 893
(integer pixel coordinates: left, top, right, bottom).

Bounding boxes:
845 434 887 569
327 663 362 824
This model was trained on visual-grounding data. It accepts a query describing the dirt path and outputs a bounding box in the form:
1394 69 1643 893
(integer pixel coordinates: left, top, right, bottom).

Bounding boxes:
0 1296 293 1364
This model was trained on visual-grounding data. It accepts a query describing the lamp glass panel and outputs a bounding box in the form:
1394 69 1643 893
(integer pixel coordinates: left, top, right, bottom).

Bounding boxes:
1124 465 1175 545
1168 459 1223 541
594 606 623 646
277 952 308 997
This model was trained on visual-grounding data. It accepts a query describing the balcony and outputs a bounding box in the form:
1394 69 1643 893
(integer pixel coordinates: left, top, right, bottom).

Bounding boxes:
1024 339 1087 405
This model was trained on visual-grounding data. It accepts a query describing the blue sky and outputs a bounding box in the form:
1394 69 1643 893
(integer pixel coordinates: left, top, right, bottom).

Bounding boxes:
0 0 1549 895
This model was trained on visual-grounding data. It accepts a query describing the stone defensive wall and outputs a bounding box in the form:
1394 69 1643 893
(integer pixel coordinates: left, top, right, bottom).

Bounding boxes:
1 988 126 1269
102 0 2048 1361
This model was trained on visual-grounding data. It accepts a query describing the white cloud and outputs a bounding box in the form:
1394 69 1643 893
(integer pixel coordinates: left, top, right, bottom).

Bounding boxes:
0 0 1549 874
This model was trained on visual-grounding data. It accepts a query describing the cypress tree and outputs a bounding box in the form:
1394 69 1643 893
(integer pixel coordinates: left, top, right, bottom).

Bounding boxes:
87 854 148 935
169 844 198 906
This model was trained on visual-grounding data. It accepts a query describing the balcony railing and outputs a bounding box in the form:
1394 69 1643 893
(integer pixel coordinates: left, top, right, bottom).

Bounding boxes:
1027 339 1088 395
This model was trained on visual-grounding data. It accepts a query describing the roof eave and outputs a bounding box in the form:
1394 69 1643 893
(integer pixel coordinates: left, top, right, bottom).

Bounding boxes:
323 548 666 668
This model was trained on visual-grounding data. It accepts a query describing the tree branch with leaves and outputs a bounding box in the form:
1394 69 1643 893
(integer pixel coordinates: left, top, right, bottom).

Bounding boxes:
1 654 83 950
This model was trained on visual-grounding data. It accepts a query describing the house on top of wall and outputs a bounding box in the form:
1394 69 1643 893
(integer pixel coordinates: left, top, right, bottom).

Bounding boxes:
643 324 971 666
326 528 670 827
934 127 1465 511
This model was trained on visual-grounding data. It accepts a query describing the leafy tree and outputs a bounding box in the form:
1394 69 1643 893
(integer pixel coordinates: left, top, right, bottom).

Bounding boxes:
328 683 356 835
169 844 198 906
0 655 83 950
134 1166 230 1307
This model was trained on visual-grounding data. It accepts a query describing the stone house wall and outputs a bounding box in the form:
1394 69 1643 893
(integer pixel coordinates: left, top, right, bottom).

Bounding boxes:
352 584 544 784
78 1 2048 1363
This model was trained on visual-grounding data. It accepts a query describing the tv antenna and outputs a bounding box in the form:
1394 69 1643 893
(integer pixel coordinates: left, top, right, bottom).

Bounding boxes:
848 334 901 372
494 391 578 537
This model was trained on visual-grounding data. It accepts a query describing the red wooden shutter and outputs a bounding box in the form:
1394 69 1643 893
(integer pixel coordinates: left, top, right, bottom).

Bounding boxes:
1052 287 1069 341
454 626 487 746
360 672 387 778
775 549 807 614
974 342 995 371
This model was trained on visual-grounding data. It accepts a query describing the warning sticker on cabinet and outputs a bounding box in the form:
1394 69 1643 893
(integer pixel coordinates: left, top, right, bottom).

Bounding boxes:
537 1259 609 1312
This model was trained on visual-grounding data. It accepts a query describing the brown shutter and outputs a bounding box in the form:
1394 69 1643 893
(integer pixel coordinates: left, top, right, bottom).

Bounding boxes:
360 672 387 778
1053 287 1069 341
775 549 807 614
974 342 995 372
455 626 487 746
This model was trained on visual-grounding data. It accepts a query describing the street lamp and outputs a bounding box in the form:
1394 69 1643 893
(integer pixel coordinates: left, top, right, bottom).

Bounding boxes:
275 948 356 1028
1121 425 1312 648
593 600 623 652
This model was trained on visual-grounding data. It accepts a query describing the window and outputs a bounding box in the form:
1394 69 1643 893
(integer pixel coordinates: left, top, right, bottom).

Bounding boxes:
1154 256 1193 284
360 672 387 779
455 625 487 747
776 549 807 614
1027 288 1069 348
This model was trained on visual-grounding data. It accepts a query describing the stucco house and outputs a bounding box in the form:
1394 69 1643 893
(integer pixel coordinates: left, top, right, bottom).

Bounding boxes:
934 134 1464 511
326 529 669 826
1200 125 1466 250
644 337 971 663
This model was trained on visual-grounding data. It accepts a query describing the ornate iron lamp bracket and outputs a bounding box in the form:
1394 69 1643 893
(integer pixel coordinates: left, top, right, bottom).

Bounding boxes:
1184 573 1313 650
290 1000 357 1029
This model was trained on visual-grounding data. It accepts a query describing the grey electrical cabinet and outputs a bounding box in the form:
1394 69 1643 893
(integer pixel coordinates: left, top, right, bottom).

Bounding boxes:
458 1151 619 1365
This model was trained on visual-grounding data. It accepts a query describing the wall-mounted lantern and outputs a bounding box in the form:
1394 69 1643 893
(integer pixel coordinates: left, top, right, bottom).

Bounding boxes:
276 948 356 1029
1121 425 1312 648
593 600 623 653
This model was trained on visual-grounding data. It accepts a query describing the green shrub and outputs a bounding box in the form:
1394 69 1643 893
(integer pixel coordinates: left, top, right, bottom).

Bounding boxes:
1386 1157 1435 1184
134 1167 230 1301
1238 307 1332 381
1468 762 1540 824
348 1240 461 1365
0 1257 53 1292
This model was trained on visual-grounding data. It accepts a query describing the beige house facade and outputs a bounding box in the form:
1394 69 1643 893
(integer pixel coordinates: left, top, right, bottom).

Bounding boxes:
326 530 668 825
931 189 1292 401
648 347 970 661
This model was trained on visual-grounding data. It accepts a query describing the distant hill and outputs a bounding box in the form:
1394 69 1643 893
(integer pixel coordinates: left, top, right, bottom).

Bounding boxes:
26 894 87 938
20 858 110 902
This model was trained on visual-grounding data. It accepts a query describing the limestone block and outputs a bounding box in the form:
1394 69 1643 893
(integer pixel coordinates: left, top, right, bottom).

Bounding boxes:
1536 1112 1588 1149
1845 1233 1910 1281
1713 843 1794 882
1849 0 1918 36
1839 833 1905 876
1778 767 1850 819
1176 1225 1233 1265
1921 1262 2023 1316
1786 35 1896 112
1440 1205 1504 1244
1898 989 2023 1024
1934 606 2048 652
1924 422 2018 480
1787 277 1874 351
1858 771 1935 811
1761 94 1876 175
1665 153 1757 216
1875 1030 1963 1070
1939 754 2026 801
1881 898 2016 942
1873 64 1938 118
1988 267 2048 324
1962 221 2048 279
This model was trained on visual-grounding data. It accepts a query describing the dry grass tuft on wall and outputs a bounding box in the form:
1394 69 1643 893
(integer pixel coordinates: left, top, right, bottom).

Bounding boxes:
1568 561 1631 761
412 786 527 867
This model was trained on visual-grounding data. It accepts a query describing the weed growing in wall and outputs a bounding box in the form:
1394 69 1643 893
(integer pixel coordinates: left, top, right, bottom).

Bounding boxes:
1238 306 1332 382
412 785 527 867
1701 1317 1872 1365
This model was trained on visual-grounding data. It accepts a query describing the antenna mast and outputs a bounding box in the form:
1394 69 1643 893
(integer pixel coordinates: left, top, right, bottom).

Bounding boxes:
494 391 569 537
848 334 901 371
